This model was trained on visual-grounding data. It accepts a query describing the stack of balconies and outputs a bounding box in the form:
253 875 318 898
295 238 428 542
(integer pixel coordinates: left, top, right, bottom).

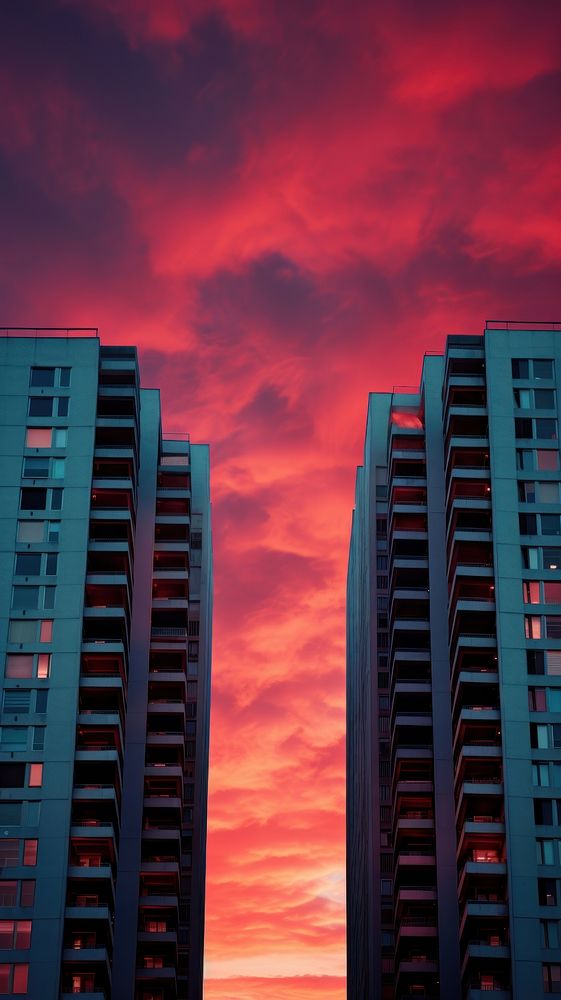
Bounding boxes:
389 425 440 999
136 459 191 1000
444 350 511 999
61 350 139 999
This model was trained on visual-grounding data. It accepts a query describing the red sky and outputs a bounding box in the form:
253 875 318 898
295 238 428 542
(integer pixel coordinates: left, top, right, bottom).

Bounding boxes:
2 1 561 995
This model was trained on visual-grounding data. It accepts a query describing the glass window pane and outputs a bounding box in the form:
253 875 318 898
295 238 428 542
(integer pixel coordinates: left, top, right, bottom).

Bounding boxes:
59 368 71 387
25 427 52 447
36 654 51 679
544 550 561 570
47 521 60 543
42 587 55 610
14 554 41 576
7 620 36 643
535 389 556 409
51 459 65 479
39 621 53 643
20 488 47 510
512 359 530 379
536 418 558 440
541 483 560 503
545 583 561 604
17 521 44 542
30 367 55 386
50 489 63 511
28 764 42 788
534 360 554 379
14 921 31 949
22 457 49 478
12 964 28 993
542 515 561 536
28 397 53 416
56 397 69 417
12 587 39 610
23 840 37 866
538 450 560 471
45 554 57 576
53 428 67 447
20 882 35 907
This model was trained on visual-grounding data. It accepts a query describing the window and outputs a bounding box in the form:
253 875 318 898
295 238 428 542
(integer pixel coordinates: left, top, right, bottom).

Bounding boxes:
14 554 41 576
535 800 554 825
520 481 537 502
0 764 25 787
515 388 532 408
48 521 60 543
35 690 48 713
546 617 561 639
520 514 538 535
0 884 16 907
11 587 39 610
544 550 561 570
539 450 560 471
60 367 71 387
2 692 31 714
537 419 558 440
22 456 50 478
535 360 555 380
53 428 67 447
5 655 33 678
29 396 53 416
533 763 551 787
523 581 541 604
542 515 561 536
517 449 534 470
545 582 561 604
0 842 19 867
538 840 558 865
25 427 52 447
547 651 561 676
525 615 542 638
20 487 46 510
17 520 44 543
57 396 69 417
45 553 58 575
23 841 37 866
0 963 28 994
51 459 65 479
37 653 51 677
515 417 533 439
529 688 548 711
539 879 558 906
0 802 22 824
50 488 62 510
40 620 53 642
523 547 540 569
30 367 55 386
20 882 35 907
542 920 560 949
541 483 561 504
28 764 42 788
544 963 561 993
0 728 27 750
512 359 530 379
536 389 557 409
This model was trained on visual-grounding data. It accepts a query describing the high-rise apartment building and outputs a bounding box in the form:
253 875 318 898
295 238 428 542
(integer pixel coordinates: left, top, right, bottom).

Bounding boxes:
347 323 561 1000
0 332 212 1000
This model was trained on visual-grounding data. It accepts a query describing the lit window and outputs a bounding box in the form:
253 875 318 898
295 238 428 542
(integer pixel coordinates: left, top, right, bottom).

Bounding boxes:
25 427 52 448
28 764 42 788
5 656 33 679
39 621 53 643
13 964 28 994
23 841 37 866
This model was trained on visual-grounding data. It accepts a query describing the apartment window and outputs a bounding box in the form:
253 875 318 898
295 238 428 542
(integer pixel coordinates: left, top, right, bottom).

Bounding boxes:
0 964 28 994
538 840 558 865
512 359 530 379
542 921 560 950
542 515 561 536
523 547 540 569
2 692 31 714
533 763 551 787
547 617 561 638
530 689 548 712
380 879 392 897
524 581 541 604
23 841 37 866
542 483 561 504
376 555 388 570
25 426 51 448
0 764 25 788
544 964 561 994
0 728 27 751
4 653 51 679
526 616 542 639
30 367 55 386
22 456 50 478
20 882 34 908
536 389 557 408
515 388 532 408
535 360 555 380
0 884 16 907
28 764 43 788
14 553 41 576
535 800 555 825
520 482 537 503
516 418 534 439
545 582 561 603
29 396 54 416
544 549 561 570
0 921 32 950
11 585 54 610
539 450 560 471
520 514 538 535
539 879 558 906
537 419 559 440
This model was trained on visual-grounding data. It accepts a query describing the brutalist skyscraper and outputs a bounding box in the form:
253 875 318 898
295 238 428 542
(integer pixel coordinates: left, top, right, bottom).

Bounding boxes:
348 322 561 999
0 331 212 1000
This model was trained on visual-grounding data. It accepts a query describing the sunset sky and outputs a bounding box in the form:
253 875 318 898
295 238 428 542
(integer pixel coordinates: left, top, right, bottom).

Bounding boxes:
2 2 561 997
